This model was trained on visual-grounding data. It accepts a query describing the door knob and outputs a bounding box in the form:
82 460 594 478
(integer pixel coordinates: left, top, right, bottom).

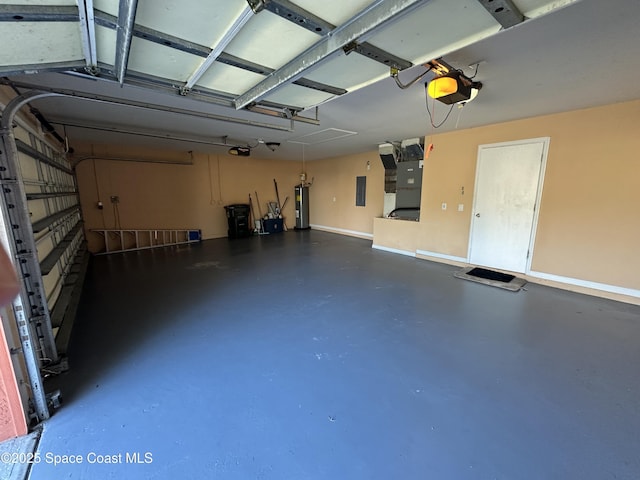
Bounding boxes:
475 213 481 217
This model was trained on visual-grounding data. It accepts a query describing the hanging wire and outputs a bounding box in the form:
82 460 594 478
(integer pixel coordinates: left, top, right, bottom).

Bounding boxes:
301 143 306 184
425 93 455 129
469 63 480 79
455 104 464 129
208 154 215 205
391 65 433 90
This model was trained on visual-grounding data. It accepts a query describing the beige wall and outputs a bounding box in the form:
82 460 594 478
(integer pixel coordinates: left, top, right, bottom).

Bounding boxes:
306 100 640 301
306 151 384 237
73 100 640 302
420 101 640 289
74 144 301 252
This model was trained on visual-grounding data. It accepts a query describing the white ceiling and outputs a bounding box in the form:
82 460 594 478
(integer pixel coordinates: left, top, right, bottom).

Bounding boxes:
1 0 639 161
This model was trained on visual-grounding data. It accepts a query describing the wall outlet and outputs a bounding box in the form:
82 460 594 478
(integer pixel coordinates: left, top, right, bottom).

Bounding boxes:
458 204 464 212
441 202 447 210
110 195 119 204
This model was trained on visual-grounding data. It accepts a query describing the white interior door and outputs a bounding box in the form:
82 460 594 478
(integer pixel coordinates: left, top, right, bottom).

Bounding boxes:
468 139 546 273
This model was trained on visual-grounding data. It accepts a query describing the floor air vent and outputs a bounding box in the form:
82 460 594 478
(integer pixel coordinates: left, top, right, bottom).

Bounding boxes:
454 266 526 292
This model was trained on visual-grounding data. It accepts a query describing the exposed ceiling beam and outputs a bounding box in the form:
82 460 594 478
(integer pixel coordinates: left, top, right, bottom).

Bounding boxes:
180 5 255 95
114 0 138 85
250 0 333 34
93 10 346 100
216 52 271 75
95 10 211 57
48 120 259 148
65 67 318 121
0 5 78 22
474 0 524 28
215 53 346 96
62 69 320 125
258 0 412 70
65 65 237 108
0 61 86 76
234 0 430 110
77 0 98 74
1 79 293 132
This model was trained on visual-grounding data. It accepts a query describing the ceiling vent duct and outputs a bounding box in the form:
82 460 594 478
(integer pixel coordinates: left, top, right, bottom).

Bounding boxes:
379 142 399 169
401 137 424 161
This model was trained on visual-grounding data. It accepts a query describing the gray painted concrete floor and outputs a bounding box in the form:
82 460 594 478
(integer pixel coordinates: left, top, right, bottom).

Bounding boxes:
0 428 40 480
30 230 640 479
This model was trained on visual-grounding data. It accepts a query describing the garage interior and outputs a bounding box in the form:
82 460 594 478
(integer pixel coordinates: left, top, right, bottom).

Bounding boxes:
0 0 639 478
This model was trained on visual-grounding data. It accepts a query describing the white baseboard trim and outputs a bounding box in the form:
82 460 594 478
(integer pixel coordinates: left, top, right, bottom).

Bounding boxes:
307 228 639 301
528 270 640 299
309 224 373 239
372 244 416 257
416 249 467 263
413 252 639 301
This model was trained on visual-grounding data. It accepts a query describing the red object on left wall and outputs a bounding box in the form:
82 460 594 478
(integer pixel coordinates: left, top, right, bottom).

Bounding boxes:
0 246 27 440
0 244 19 307
0 314 27 440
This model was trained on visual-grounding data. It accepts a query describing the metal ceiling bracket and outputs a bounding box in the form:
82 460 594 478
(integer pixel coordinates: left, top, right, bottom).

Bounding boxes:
474 0 524 28
234 0 430 109
77 0 98 73
292 78 347 96
95 11 211 58
264 0 413 70
246 0 267 14
260 0 333 35
343 42 412 70
246 105 320 125
181 5 255 94
425 58 456 76
114 0 138 85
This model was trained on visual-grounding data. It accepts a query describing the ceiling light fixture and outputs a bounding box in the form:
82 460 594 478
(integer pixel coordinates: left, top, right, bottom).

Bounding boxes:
228 146 251 156
265 142 280 152
427 71 482 105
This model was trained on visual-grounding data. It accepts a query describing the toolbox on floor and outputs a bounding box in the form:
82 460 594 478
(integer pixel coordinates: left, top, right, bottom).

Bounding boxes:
262 218 283 234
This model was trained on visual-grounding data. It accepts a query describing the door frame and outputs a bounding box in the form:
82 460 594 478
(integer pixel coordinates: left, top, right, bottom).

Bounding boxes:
467 137 550 274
